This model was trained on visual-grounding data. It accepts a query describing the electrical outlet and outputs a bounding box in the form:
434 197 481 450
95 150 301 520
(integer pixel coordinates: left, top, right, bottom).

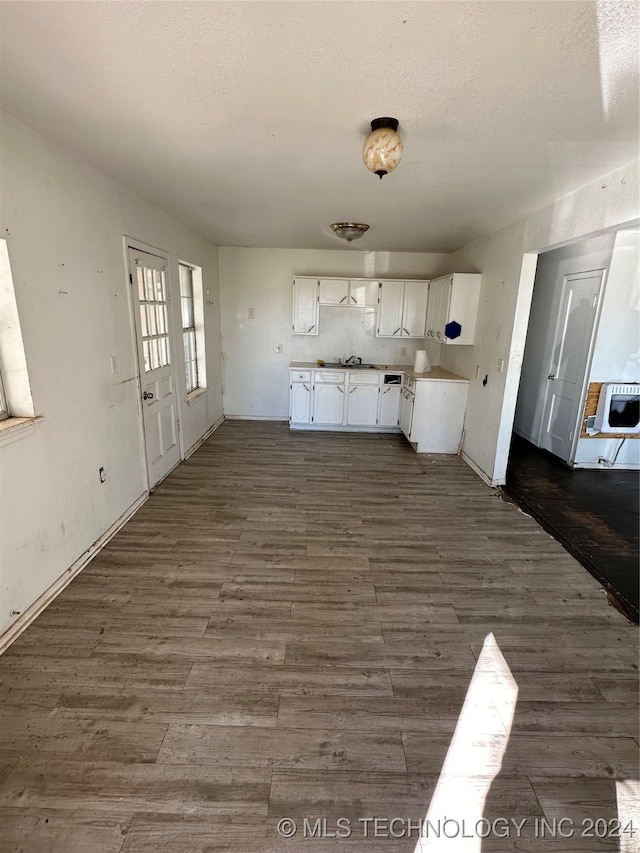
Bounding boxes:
475 365 480 379
496 358 504 373
400 347 408 357
275 343 282 353
248 308 255 319
110 356 118 374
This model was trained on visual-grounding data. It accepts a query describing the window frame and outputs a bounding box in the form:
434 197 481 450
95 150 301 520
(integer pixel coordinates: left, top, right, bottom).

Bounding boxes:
0 368 8 421
179 262 206 397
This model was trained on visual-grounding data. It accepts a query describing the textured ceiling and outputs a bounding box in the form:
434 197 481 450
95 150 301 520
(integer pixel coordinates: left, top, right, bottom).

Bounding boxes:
1 1 638 252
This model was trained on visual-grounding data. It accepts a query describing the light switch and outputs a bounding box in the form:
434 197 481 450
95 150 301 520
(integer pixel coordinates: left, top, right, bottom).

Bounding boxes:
248 308 256 319
275 343 282 353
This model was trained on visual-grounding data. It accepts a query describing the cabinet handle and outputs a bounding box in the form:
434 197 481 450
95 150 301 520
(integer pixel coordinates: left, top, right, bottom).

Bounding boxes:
350 387 356 394
338 386 344 393
403 327 410 335
351 295 358 304
393 327 401 336
303 384 310 391
383 387 389 394
436 331 441 339
307 324 315 332
339 296 347 304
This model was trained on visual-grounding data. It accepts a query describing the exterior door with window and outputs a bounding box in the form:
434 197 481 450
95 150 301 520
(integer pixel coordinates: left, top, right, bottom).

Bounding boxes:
128 246 181 489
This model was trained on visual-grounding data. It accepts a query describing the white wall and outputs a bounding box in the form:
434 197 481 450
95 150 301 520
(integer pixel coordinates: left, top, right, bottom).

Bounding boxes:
445 159 640 484
574 228 640 467
218 248 450 418
0 115 223 639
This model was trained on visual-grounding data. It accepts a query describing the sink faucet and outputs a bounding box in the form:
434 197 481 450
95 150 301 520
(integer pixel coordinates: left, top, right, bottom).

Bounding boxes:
345 355 362 365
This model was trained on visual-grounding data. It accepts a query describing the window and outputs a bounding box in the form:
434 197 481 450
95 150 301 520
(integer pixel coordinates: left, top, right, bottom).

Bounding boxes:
179 263 206 395
136 265 171 372
0 239 35 423
0 369 8 421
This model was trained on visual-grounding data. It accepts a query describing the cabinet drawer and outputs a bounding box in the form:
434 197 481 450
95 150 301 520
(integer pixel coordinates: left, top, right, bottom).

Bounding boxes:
348 371 380 385
291 370 311 382
314 370 346 384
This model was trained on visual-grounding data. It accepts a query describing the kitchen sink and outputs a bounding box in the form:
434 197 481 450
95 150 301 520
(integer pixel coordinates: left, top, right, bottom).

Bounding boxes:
321 362 379 369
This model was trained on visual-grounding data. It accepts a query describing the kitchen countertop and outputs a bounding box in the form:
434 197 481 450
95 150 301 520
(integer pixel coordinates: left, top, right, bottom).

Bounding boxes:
289 362 469 382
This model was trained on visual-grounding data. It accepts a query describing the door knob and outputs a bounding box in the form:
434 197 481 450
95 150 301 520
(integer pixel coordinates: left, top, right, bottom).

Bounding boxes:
143 391 154 399
548 374 556 380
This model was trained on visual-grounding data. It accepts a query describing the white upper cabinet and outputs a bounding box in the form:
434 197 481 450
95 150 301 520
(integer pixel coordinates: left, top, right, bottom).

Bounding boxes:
402 281 429 337
318 279 349 305
292 277 319 335
426 273 482 345
318 278 379 307
376 280 428 338
376 281 405 336
348 279 379 307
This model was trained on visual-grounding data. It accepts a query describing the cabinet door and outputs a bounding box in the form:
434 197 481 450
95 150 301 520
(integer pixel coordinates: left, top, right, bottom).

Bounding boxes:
346 384 379 426
445 273 481 345
290 382 311 423
435 277 452 342
410 380 469 452
292 278 319 335
376 281 404 336
402 281 428 337
398 388 414 438
379 385 400 427
349 280 379 307
313 384 345 425
319 279 349 305
426 278 443 340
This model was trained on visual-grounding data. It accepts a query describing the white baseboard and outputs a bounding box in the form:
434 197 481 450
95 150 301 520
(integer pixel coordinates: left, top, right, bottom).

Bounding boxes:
184 415 225 459
0 492 148 654
224 415 288 421
460 450 504 487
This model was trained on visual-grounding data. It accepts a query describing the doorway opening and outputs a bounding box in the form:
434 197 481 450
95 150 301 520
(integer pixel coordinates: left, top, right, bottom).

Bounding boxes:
504 230 639 622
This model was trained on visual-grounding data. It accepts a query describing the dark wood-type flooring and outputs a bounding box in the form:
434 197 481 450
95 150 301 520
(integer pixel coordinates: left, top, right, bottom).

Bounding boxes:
1 421 638 852
505 434 639 623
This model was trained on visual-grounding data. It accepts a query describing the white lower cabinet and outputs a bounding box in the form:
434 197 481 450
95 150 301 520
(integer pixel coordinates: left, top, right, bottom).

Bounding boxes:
289 367 466 452
346 383 379 426
409 379 469 452
379 384 401 427
399 386 414 438
290 381 311 424
312 382 345 425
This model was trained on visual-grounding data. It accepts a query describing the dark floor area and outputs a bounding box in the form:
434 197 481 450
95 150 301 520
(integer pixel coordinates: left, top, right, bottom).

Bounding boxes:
504 433 639 623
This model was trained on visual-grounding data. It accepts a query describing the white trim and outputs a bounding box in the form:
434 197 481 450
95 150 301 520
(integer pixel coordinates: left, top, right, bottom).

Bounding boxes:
224 415 288 422
184 415 225 459
461 449 502 487
0 415 44 447
0 492 148 654
186 387 207 406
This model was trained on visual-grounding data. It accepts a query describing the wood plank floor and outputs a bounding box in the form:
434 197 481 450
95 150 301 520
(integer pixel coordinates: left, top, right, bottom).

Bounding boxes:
1 420 638 852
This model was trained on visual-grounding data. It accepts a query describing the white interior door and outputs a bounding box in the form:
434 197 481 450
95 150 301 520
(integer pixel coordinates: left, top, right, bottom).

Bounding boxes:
128 246 181 489
540 270 603 461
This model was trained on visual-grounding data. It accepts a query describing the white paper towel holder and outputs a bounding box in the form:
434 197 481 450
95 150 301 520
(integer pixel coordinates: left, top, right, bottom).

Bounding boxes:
414 349 431 373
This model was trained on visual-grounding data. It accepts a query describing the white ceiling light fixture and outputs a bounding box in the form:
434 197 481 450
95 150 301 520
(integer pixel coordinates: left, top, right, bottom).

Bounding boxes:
330 222 370 242
363 117 402 179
